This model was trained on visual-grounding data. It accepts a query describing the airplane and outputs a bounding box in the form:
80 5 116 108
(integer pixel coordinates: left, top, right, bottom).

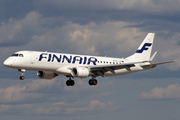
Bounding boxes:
3 33 175 86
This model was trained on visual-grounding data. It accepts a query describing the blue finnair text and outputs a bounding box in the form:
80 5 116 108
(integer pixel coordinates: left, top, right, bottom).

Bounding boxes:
39 53 97 65
136 43 152 53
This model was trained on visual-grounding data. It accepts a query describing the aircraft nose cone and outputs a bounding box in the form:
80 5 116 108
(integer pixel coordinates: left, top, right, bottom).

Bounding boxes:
3 59 12 67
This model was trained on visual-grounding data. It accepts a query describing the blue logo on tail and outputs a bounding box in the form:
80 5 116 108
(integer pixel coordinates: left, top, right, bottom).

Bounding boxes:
136 43 152 53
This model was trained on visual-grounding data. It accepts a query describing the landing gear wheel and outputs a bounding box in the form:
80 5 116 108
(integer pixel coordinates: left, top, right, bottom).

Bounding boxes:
66 80 75 86
89 79 94 86
89 79 98 86
18 69 26 80
66 80 70 86
19 76 25 80
93 79 98 85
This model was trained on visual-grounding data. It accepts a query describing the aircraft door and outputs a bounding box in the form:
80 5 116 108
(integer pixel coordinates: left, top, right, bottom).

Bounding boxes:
29 51 35 64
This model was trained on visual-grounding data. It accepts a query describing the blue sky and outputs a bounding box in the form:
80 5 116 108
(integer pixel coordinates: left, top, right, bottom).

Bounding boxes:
1 0 180 120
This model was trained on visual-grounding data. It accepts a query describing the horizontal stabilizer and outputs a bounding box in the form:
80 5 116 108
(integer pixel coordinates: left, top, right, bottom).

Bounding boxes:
141 60 176 68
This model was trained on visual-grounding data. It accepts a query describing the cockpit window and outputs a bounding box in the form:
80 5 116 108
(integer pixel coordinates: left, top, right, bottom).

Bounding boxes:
12 54 19 57
19 54 24 57
11 54 24 57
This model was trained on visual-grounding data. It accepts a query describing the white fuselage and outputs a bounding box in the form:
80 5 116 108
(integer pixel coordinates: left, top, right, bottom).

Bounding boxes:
4 50 147 77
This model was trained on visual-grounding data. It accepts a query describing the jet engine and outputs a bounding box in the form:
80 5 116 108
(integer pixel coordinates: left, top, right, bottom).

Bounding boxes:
71 67 90 78
37 71 58 79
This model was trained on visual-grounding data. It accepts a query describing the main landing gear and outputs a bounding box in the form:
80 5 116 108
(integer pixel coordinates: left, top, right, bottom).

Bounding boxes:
18 69 25 80
65 77 98 86
66 77 75 86
89 78 98 86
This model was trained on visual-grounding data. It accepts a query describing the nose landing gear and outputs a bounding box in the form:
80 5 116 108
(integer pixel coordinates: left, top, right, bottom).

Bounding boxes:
18 69 26 80
19 76 25 80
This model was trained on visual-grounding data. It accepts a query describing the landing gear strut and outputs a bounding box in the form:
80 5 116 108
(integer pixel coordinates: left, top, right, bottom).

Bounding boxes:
18 69 25 80
89 78 98 86
66 77 75 86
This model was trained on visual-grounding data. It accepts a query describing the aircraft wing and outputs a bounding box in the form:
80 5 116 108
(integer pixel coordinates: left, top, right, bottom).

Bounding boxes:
141 60 176 68
88 60 176 77
87 61 142 76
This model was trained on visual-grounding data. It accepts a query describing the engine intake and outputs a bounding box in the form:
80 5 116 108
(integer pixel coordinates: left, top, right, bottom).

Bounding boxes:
37 71 58 79
71 67 90 78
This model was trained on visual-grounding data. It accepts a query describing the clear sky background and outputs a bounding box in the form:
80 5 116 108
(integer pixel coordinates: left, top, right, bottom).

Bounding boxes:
1 0 180 120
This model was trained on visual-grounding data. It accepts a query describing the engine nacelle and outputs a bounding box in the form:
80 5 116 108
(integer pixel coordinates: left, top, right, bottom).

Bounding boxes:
71 67 90 78
37 71 58 79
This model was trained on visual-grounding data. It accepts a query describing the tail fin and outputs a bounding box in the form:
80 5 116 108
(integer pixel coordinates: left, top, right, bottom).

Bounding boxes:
126 33 155 61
